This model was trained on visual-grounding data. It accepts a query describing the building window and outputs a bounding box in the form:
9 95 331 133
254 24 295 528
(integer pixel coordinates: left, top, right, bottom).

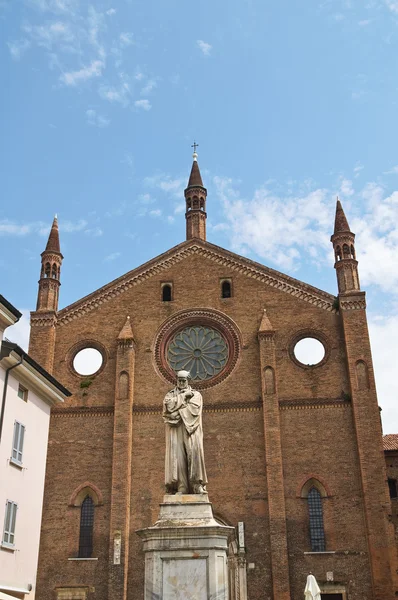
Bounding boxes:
2 501 17 547
78 495 94 558
11 421 25 466
221 279 232 298
388 478 398 499
17 384 28 401
308 487 326 551
162 283 172 302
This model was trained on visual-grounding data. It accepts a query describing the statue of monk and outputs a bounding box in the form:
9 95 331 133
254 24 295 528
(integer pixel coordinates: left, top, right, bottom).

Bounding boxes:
163 370 207 494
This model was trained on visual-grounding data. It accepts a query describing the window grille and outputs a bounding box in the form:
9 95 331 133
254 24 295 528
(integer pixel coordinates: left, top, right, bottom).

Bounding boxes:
308 487 326 551
11 421 25 465
2 501 17 546
78 495 94 558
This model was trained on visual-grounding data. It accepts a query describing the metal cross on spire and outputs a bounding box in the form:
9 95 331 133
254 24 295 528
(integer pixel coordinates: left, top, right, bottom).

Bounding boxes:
191 141 199 153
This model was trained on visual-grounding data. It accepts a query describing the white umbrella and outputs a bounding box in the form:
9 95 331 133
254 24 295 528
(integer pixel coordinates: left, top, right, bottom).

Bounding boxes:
304 573 321 600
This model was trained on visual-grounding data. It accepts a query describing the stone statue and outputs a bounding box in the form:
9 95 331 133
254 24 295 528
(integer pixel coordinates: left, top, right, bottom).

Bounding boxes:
163 370 207 494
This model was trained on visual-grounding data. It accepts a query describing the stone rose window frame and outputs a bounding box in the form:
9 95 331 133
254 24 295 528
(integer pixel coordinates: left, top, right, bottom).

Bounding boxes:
154 309 242 389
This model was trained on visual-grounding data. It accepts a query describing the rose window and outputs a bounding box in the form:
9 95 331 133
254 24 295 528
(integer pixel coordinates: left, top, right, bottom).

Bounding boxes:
167 326 229 381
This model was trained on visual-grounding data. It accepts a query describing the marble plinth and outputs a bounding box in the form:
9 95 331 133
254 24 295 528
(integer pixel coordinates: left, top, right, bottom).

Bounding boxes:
137 494 234 600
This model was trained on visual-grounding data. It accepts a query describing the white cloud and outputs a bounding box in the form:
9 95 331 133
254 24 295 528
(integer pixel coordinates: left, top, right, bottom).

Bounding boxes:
358 19 371 26
84 226 103 236
354 162 364 177
384 165 398 175
144 174 185 198
134 99 151 110
99 78 131 106
119 32 134 47
86 108 110 127
141 78 157 95
149 209 162 217
369 313 398 433
104 252 121 262
7 39 31 60
5 310 31 351
60 59 104 86
214 176 331 271
22 20 74 49
106 8 116 15
197 39 212 56
340 177 354 197
385 0 398 14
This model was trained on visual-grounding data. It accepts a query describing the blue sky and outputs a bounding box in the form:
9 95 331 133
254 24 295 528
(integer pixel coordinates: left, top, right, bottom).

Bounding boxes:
2 0 398 431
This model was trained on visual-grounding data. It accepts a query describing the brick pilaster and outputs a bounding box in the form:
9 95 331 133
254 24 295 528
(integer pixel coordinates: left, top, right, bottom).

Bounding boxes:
340 291 397 599
108 319 135 600
28 311 57 373
258 312 291 600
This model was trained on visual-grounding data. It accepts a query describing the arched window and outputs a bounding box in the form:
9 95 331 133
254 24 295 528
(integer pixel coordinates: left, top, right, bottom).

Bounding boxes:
45 262 51 278
52 263 58 279
343 244 350 258
350 244 356 259
335 246 342 261
308 487 326 552
221 280 232 298
162 284 172 302
78 495 94 558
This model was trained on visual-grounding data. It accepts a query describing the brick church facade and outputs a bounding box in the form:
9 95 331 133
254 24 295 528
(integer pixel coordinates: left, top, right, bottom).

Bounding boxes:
30 154 397 600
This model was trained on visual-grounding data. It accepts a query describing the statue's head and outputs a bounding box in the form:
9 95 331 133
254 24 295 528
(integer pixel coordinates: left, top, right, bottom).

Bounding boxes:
176 370 190 390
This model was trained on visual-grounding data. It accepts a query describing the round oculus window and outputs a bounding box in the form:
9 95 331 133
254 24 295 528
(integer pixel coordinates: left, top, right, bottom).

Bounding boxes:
167 326 229 381
73 347 103 376
293 337 325 366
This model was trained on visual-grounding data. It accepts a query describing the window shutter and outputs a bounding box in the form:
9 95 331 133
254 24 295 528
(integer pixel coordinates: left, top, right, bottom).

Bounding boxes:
3 501 18 546
12 422 25 464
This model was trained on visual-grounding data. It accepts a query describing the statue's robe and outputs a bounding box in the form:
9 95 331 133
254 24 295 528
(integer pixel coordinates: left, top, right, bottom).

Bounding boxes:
163 386 207 494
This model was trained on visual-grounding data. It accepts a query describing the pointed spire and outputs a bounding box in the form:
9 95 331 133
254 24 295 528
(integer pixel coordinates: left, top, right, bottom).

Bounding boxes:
45 215 61 253
258 309 274 334
334 198 351 234
187 157 204 188
118 316 134 341
185 144 207 241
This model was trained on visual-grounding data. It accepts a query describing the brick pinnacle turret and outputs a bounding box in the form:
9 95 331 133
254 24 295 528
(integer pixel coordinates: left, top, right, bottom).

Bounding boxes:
36 215 63 311
185 146 207 241
331 198 360 294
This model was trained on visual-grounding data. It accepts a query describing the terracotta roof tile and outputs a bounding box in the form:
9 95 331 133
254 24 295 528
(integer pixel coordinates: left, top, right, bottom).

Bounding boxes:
383 434 398 451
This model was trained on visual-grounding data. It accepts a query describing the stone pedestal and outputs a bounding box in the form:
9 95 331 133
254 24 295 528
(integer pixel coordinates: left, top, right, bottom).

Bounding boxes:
137 494 234 600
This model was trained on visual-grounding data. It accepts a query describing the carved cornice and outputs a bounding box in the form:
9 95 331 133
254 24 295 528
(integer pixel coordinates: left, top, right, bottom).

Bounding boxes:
339 298 366 311
41 252 62 263
51 406 114 417
279 398 351 410
56 241 337 326
30 311 57 327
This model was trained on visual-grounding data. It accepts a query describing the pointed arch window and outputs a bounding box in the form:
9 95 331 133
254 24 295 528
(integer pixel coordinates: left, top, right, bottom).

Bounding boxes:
78 495 94 558
308 487 326 552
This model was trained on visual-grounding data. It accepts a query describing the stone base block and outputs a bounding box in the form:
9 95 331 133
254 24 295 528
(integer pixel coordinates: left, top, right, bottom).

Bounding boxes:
137 494 234 600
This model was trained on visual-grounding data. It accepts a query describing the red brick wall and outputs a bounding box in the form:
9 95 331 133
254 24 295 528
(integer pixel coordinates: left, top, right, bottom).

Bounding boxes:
33 246 396 599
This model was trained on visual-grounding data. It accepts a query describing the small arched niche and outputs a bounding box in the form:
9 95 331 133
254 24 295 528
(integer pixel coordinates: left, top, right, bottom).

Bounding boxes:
264 366 275 395
119 371 129 399
356 360 370 390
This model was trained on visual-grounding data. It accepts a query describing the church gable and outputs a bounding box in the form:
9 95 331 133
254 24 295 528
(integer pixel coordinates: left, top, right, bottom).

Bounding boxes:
55 239 337 327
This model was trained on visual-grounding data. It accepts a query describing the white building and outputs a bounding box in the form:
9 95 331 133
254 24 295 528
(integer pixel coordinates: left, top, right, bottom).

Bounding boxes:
0 295 70 600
